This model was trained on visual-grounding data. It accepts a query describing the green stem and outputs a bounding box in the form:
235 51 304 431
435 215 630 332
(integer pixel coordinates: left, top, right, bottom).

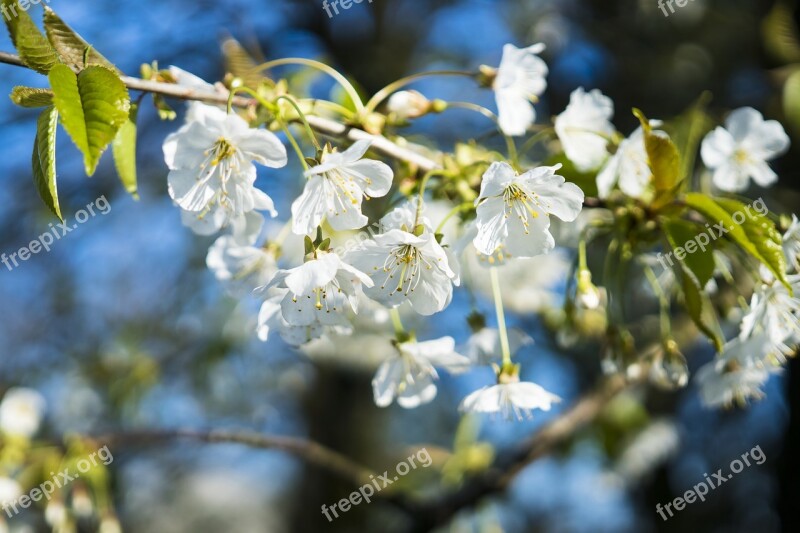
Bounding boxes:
414 170 446 226
446 101 518 165
276 95 321 150
517 128 555 160
435 202 473 234
643 265 671 341
364 70 475 114
256 58 366 114
390 308 405 338
490 267 512 366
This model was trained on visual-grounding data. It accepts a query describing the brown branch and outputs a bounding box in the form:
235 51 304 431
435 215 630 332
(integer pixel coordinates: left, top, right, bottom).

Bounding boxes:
0 51 441 173
91 428 376 488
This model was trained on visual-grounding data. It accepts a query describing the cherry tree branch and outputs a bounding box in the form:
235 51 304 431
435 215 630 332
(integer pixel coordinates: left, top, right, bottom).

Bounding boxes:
90 428 377 488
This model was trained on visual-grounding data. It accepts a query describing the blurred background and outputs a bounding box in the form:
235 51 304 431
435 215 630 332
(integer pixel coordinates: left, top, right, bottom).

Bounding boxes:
1 0 800 531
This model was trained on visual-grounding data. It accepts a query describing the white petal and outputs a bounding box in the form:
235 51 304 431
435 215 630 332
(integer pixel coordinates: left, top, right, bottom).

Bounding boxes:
291 177 328 235
474 198 508 256
478 162 517 199
236 128 288 168
701 127 736 169
523 166 585 221
496 90 534 137
343 159 394 197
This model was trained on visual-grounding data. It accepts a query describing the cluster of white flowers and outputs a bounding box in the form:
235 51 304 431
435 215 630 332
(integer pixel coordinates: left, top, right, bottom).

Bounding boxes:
161 42 797 417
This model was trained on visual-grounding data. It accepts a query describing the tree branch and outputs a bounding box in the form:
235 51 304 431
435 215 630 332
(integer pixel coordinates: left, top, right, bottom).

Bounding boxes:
91 428 376 488
0 51 441 173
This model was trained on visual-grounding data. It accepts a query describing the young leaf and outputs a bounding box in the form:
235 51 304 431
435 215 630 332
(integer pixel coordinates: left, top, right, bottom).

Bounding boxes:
633 108 682 196
679 271 724 352
685 193 791 290
10 86 54 108
43 6 117 71
2 0 59 74
112 103 139 199
48 64 130 176
32 106 61 220
222 37 266 88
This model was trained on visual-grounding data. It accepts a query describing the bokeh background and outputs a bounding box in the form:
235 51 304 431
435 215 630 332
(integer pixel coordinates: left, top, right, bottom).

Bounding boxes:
1 0 800 532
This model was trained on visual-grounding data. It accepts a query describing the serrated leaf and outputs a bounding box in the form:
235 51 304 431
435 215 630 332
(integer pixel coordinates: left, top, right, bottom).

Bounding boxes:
112 103 139 199
2 0 59 74
762 0 800 64
633 108 682 195
43 6 116 71
32 105 61 220
684 193 791 291
715 197 790 290
48 64 130 176
10 86 54 108
662 218 717 288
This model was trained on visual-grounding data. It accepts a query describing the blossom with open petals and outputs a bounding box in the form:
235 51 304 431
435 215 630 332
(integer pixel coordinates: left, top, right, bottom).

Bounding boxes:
473 162 584 258
701 107 790 192
0 388 46 437
596 122 666 199
291 140 393 235
460 378 560 421
740 275 800 344
555 88 615 172
372 337 470 408
164 103 287 235
493 43 548 136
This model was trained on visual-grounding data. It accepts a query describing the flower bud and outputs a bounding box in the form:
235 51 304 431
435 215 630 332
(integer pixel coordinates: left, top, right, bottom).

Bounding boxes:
387 90 432 120
649 340 689 390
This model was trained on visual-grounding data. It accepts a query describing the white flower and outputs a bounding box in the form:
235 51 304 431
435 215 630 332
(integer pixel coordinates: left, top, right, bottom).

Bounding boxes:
260 251 373 333
0 476 22 504
291 140 393 235
372 337 470 408
783 215 800 272
701 107 790 192
347 212 459 315
257 293 328 346
164 103 287 234
740 275 800 344
168 66 216 92
696 333 790 408
463 328 533 366
207 236 278 296
387 90 431 119
473 162 584 258
555 88 615 172
459 379 560 421
493 43 548 136
0 387 46 437
597 123 665 199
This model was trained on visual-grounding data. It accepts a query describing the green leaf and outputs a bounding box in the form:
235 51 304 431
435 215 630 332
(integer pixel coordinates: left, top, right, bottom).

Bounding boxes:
10 86 54 108
2 0 59 74
112 103 139 199
222 37 266 88
679 272 724 352
633 108 682 199
662 218 717 288
783 69 800 136
48 64 130 176
32 106 61 220
43 6 116 71
663 92 714 184
715 197 790 290
684 193 790 291
762 0 800 64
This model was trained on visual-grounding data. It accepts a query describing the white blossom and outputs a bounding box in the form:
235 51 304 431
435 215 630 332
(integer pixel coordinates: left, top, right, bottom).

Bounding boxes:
261 251 372 330
473 162 584 258
783 215 800 272
555 88 615 172
701 107 790 192
164 103 287 235
740 275 800 344
291 140 393 235
0 387 46 437
459 379 560 421
597 122 665 199
206 236 278 296
347 204 460 316
493 43 548 136
372 337 470 408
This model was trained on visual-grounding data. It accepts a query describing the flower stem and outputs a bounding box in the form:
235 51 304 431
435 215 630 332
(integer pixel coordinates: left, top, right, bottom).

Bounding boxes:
256 58 366 114
414 170 446 227
276 95 321 150
490 266 512 367
435 202 473 234
364 71 475 114
390 308 405 339
445 101 518 165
